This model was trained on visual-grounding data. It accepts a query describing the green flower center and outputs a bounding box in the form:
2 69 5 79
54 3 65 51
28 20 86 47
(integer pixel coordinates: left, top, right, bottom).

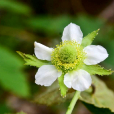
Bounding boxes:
51 40 86 73
59 45 77 63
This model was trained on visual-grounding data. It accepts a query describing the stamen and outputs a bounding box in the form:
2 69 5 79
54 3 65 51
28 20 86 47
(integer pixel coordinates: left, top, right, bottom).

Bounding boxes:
51 40 86 73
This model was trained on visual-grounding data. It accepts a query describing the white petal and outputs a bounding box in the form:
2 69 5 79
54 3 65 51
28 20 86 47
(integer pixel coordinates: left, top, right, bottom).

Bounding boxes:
71 69 92 91
35 65 62 86
34 41 53 61
64 73 73 88
84 45 108 65
61 23 83 44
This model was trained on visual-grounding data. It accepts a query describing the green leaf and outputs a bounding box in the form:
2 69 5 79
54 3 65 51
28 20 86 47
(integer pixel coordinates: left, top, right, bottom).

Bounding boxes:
17 51 50 68
5 111 27 114
27 15 71 35
82 64 113 76
80 75 114 112
0 46 30 97
81 29 99 47
74 15 104 36
0 0 32 15
34 76 114 113
58 74 68 97
83 102 114 114
34 81 70 105
27 15 104 37
0 103 11 113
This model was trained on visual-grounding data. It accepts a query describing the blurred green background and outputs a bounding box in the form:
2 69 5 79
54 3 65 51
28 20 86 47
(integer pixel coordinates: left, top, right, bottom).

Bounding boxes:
0 0 114 114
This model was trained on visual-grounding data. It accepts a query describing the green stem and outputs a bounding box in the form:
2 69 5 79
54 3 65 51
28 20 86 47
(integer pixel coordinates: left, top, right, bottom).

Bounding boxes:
66 91 80 114
58 73 68 97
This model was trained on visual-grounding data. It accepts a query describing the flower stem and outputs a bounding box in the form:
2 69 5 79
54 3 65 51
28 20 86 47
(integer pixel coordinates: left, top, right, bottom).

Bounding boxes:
66 91 80 114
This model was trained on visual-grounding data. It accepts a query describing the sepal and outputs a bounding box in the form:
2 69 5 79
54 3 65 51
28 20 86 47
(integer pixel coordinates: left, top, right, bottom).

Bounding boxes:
58 73 68 97
17 51 50 67
81 29 99 47
82 64 113 76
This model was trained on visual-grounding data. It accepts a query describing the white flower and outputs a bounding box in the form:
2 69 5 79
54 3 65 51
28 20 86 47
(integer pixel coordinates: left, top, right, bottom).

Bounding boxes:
34 23 108 91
